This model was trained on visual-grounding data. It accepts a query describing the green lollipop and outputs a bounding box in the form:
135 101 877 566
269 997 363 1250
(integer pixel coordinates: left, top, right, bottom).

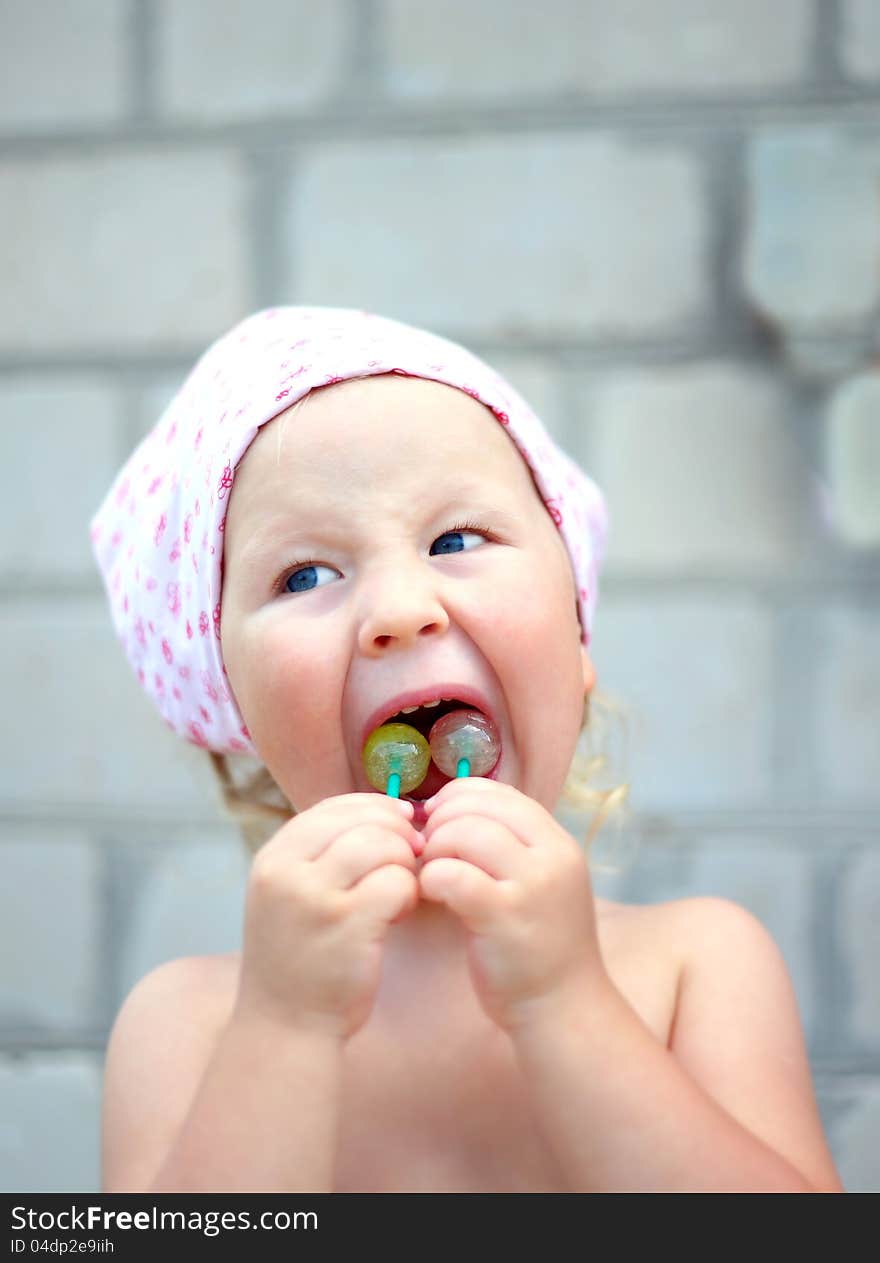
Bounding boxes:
362 722 431 798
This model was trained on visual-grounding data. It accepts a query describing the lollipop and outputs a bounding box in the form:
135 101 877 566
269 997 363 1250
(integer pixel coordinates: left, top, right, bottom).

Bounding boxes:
362 722 431 798
363 707 501 797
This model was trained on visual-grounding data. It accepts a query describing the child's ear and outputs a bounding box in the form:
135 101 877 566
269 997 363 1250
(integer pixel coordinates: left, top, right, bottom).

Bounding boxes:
581 646 596 697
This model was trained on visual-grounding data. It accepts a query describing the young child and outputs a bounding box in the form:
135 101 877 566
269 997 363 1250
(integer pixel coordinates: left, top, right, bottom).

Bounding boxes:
91 306 844 1193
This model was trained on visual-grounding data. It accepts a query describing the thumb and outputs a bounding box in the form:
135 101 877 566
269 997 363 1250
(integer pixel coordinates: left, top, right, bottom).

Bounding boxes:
419 858 498 930
356 864 419 928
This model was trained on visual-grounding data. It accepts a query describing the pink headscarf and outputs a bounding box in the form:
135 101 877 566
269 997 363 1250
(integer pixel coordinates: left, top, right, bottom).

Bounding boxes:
89 306 609 756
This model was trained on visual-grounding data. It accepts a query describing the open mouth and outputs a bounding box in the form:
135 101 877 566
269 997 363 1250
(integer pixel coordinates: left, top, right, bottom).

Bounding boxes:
383 698 464 738
381 699 500 802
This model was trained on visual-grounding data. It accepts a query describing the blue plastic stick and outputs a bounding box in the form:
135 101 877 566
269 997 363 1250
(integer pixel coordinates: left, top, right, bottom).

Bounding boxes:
385 758 469 796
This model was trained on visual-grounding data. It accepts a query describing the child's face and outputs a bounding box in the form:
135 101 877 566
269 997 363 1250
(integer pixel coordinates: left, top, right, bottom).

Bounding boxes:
220 375 594 819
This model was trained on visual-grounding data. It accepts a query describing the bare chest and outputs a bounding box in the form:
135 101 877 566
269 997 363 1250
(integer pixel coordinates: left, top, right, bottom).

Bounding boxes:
333 928 679 1193
335 1009 571 1192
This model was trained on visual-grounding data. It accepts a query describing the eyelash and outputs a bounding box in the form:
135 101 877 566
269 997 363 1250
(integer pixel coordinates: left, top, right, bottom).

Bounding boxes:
272 518 495 595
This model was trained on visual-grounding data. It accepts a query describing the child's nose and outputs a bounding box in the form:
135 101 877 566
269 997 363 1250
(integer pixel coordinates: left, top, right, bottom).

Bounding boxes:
356 563 450 653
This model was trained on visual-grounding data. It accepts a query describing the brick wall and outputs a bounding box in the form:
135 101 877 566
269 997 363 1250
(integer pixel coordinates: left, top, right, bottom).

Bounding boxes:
1 0 878 1192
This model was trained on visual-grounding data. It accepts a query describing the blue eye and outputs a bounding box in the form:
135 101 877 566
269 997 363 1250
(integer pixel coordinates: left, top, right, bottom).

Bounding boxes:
282 563 338 594
276 519 492 596
430 527 484 555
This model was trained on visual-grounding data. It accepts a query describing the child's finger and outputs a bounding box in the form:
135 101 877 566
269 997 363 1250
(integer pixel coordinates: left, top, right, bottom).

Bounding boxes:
424 776 515 813
419 815 527 881
424 787 544 851
317 824 418 890
418 856 504 930
272 796 418 862
349 863 420 929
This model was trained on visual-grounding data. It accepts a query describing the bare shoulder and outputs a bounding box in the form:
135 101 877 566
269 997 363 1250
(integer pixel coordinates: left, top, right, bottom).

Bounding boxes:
121 951 239 1029
597 892 813 1035
594 893 694 963
636 895 844 1192
101 953 238 1192
654 893 814 1053
633 893 800 984
596 892 782 969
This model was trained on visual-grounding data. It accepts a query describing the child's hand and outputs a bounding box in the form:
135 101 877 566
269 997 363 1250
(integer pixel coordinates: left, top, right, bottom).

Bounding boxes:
418 779 608 1034
234 794 422 1041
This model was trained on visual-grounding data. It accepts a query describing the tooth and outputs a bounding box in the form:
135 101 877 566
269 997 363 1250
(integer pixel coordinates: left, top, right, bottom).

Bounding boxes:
400 705 419 714
423 699 441 707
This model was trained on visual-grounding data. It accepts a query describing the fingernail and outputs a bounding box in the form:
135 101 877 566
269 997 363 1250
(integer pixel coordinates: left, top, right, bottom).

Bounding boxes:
394 798 414 815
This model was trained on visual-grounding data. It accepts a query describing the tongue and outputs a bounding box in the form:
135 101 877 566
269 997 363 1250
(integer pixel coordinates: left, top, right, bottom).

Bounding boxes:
408 758 452 800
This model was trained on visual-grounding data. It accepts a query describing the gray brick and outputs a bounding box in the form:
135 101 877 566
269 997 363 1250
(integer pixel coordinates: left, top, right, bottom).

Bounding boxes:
686 838 815 1041
289 134 708 339
135 377 191 443
0 0 126 133
0 832 99 1032
814 1077 854 1174
838 850 880 1049
814 607 880 805
589 598 776 812
156 0 348 120
0 152 248 352
577 362 814 573
475 353 563 444
0 1053 101 1193
607 836 696 907
825 373 880 548
113 832 249 1005
0 599 226 813
743 130 880 342
0 378 123 581
385 0 812 100
829 1080 880 1192
841 0 880 82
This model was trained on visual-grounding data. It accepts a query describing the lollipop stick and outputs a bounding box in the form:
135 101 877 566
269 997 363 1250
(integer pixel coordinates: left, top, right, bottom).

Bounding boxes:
363 723 430 798
429 709 500 781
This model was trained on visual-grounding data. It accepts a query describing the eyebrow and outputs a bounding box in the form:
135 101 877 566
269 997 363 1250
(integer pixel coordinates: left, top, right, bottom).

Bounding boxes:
235 514 348 564
233 487 519 565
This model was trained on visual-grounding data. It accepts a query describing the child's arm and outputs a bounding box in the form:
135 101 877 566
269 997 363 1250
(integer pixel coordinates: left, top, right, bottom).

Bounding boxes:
101 957 344 1193
103 795 421 1192
510 897 844 1193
